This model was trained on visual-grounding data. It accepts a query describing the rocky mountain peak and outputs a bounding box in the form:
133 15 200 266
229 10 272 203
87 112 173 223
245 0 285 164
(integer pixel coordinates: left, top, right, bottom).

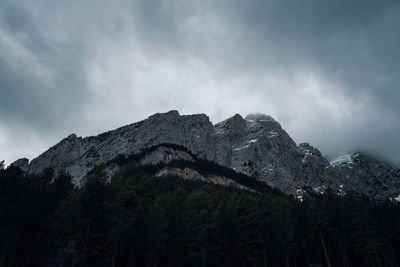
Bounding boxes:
330 151 400 200
146 110 180 122
350 152 397 169
66 133 78 140
331 151 400 175
11 158 29 172
330 152 381 168
215 113 244 126
230 113 244 123
298 142 329 165
11 111 400 200
26 111 217 184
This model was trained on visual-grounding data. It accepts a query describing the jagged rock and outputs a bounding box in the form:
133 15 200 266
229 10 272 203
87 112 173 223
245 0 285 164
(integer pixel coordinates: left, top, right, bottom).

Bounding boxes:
215 113 302 192
19 110 400 199
331 152 400 200
297 143 344 191
11 158 29 172
0 160 4 170
27 111 217 185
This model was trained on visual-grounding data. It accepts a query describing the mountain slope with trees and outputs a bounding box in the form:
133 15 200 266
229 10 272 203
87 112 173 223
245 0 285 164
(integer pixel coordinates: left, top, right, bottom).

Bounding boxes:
1 158 400 267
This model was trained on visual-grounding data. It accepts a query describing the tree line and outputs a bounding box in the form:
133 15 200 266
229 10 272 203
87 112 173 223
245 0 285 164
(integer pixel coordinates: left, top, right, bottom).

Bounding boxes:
0 159 400 266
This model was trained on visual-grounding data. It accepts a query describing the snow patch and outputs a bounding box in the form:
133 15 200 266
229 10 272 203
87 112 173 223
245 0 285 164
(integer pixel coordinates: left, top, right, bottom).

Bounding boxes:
330 154 354 166
232 139 258 151
268 131 279 138
313 185 327 194
301 149 312 163
233 144 250 151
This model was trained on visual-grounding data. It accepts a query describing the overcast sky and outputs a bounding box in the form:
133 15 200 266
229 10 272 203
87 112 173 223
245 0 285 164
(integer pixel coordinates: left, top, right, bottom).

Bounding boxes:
1 0 400 165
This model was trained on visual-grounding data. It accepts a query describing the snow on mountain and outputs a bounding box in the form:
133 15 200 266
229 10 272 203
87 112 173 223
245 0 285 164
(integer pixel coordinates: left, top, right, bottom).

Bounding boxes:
10 111 400 200
330 154 355 166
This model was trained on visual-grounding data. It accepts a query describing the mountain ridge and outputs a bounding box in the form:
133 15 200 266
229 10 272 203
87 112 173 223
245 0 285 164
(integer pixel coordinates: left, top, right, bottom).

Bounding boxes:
9 110 400 200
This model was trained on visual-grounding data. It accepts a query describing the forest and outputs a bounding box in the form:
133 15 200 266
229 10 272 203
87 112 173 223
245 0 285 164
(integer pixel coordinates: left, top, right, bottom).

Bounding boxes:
1 159 400 267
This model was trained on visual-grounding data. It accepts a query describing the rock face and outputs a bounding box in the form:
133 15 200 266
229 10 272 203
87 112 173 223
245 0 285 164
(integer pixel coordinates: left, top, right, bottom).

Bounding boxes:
215 113 300 191
11 158 29 172
14 110 400 199
26 111 216 184
331 153 400 200
296 143 344 191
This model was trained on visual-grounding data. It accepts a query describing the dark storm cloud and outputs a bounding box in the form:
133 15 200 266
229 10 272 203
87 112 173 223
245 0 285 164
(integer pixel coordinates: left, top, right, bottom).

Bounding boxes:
207 0 400 93
1 0 400 164
237 0 400 162
189 0 400 162
0 0 89 131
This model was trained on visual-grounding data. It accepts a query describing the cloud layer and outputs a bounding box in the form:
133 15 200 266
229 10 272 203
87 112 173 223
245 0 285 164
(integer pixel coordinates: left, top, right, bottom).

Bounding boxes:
1 0 400 164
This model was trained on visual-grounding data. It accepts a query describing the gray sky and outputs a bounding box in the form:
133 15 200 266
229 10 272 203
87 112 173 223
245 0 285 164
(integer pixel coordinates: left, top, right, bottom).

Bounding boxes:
1 0 400 165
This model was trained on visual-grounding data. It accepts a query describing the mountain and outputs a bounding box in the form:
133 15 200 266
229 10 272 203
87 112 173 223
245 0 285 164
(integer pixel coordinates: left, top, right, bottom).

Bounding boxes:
2 111 400 266
331 152 400 200
12 110 400 200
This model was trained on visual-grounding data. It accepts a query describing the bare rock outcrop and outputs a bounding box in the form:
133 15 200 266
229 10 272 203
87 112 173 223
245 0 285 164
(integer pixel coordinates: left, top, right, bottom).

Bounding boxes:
17 110 400 199
331 152 400 200
11 158 29 172
27 111 216 184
